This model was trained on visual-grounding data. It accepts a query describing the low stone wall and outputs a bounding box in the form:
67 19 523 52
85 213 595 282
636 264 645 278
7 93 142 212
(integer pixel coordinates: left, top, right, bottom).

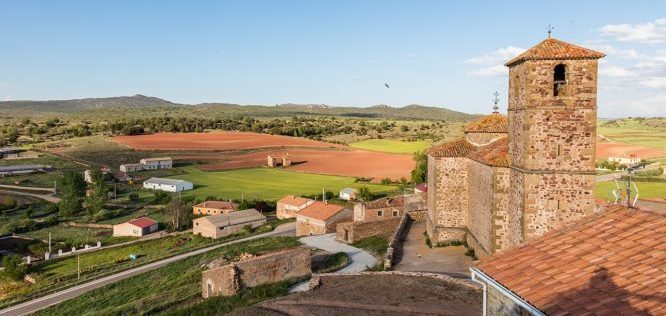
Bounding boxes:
335 217 401 244
307 271 480 292
407 210 427 221
202 247 311 298
383 213 410 270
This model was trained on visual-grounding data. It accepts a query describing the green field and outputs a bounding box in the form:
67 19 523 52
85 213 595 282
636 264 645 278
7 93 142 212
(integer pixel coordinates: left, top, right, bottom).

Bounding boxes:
349 139 431 154
35 236 301 315
168 166 396 201
595 181 666 201
598 118 666 151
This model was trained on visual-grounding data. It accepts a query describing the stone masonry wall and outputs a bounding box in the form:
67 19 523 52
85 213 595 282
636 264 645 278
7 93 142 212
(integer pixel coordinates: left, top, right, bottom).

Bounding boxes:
467 161 494 256
506 169 524 249
202 247 311 298
522 173 595 240
428 156 470 244
491 167 511 252
335 217 401 244
485 281 527 315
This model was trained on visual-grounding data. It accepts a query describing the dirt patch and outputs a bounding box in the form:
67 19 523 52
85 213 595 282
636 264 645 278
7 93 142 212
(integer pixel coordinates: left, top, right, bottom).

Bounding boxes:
231 274 481 316
111 132 344 151
597 142 666 159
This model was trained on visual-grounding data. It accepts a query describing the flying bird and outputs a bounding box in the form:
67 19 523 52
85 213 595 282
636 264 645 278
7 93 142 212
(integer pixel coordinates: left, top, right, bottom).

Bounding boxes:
384 82 390 88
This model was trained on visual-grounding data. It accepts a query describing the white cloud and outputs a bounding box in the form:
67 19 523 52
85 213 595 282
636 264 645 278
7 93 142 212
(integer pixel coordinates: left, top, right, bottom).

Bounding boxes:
464 46 524 65
599 65 636 77
2 96 11 102
640 77 666 89
599 18 666 44
465 46 524 77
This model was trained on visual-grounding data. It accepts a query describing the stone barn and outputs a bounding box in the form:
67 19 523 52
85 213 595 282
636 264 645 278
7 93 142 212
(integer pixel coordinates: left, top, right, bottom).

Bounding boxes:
427 37 604 258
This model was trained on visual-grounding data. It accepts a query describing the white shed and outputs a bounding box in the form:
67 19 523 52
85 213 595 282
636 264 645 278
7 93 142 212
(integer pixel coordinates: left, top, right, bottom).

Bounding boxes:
143 177 193 192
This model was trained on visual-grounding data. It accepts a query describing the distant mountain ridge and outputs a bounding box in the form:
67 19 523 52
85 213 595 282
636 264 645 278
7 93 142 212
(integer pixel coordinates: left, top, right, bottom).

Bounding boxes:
0 95 480 121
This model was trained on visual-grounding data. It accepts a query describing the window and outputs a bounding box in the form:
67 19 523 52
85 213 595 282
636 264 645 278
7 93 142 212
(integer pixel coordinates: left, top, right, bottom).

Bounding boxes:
553 64 566 97
392 210 399 217
512 75 520 98
377 210 384 217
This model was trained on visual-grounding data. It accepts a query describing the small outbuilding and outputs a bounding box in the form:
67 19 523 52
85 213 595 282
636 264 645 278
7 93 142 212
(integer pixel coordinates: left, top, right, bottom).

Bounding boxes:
113 217 159 237
143 177 193 192
193 201 239 215
296 201 352 236
338 187 358 201
193 209 267 239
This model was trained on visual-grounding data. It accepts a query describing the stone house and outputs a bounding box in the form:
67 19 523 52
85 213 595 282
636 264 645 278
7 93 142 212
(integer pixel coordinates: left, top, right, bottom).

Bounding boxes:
353 196 405 221
427 37 604 258
193 209 266 239
276 195 314 219
295 201 352 236
192 201 239 215
202 247 311 298
139 157 173 169
471 205 666 315
113 217 159 237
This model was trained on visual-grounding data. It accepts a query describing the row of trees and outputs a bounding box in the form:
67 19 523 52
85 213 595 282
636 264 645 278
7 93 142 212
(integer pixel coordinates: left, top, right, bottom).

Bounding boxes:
58 170 107 218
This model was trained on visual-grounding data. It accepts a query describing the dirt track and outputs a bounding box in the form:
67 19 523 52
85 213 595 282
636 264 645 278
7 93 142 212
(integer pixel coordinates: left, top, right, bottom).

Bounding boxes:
231 274 482 316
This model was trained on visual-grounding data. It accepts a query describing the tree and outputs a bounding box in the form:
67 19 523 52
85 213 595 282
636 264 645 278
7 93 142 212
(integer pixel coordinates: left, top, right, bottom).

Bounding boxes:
1 255 27 281
357 187 371 202
166 195 187 231
58 171 86 217
411 150 428 184
85 169 107 217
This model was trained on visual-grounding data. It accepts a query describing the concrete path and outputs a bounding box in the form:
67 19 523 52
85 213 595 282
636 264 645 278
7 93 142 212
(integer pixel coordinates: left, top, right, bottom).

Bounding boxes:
0 189 61 203
0 222 296 316
290 233 376 292
393 221 473 278
0 184 55 193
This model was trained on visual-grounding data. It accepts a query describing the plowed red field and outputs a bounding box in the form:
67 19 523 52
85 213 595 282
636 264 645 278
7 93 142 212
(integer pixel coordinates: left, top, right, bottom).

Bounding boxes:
596 142 666 159
112 132 414 181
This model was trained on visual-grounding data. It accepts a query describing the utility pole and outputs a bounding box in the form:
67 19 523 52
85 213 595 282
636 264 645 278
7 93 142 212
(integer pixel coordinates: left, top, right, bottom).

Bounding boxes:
77 254 81 280
322 187 326 203
48 232 51 254
54 180 57 194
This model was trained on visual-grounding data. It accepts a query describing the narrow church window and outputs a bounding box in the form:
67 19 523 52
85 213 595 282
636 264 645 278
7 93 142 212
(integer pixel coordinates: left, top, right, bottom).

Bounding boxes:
557 144 561 156
513 75 520 98
553 64 566 96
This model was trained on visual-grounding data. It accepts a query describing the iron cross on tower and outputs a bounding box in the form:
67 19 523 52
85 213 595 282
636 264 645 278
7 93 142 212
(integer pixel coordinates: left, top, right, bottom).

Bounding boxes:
492 91 500 112
546 24 554 38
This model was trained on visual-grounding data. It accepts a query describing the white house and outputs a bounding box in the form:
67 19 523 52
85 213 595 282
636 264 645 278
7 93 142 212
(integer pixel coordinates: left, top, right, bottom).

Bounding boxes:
119 163 145 173
339 187 358 201
113 217 159 237
139 157 173 170
143 177 193 192
608 155 640 166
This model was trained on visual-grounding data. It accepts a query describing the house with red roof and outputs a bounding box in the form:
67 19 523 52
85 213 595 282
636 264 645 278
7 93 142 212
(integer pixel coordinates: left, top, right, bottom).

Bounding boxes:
276 195 314 219
296 201 352 236
113 217 159 237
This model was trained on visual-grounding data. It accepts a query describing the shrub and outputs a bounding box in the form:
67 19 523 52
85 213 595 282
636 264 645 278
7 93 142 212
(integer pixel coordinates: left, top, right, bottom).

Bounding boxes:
153 191 172 204
128 192 139 202
92 210 111 222
1 255 28 281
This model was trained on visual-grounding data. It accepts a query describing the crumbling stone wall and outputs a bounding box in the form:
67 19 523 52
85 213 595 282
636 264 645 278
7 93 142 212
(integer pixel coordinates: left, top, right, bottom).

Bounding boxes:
335 217 401 244
202 247 311 298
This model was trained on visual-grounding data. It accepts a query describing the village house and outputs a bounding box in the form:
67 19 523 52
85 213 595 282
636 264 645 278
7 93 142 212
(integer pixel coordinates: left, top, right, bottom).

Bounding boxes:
353 196 405 221
120 157 172 173
113 217 159 237
414 183 427 193
193 208 266 239
471 205 665 315
84 167 111 183
143 177 193 192
607 154 641 166
427 37 604 258
296 201 352 236
192 201 239 215
338 187 357 201
276 195 314 219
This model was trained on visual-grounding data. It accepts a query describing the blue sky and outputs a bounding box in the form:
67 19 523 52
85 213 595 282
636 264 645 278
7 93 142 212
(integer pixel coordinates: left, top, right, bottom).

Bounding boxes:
1 1 665 117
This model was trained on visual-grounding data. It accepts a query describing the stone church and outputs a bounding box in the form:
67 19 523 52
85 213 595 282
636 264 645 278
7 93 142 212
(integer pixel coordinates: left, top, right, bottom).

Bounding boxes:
426 37 605 258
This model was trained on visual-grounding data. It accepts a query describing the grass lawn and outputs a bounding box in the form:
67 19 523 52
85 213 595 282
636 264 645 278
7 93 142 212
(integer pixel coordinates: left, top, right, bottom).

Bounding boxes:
352 235 389 257
35 236 301 316
21 224 134 248
598 118 666 151
595 181 666 201
349 139 431 154
168 166 396 201
0 153 84 187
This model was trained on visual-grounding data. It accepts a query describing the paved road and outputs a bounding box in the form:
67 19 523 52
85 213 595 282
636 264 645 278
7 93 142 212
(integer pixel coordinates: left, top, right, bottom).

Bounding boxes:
0 222 296 316
0 190 61 203
290 233 376 292
0 184 55 193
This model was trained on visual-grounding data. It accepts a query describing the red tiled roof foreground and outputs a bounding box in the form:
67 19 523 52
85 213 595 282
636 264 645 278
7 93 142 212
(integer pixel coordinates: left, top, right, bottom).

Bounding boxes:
127 217 157 229
463 112 508 133
297 201 346 221
505 37 605 66
475 206 666 315
467 137 509 167
427 139 477 158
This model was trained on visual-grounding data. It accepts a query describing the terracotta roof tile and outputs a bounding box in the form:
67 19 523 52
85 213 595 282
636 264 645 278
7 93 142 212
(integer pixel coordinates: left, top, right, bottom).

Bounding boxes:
467 137 509 167
463 112 508 133
277 195 313 207
297 201 347 221
127 217 157 229
193 201 238 210
475 206 666 315
505 37 605 66
427 138 476 158
362 196 405 209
